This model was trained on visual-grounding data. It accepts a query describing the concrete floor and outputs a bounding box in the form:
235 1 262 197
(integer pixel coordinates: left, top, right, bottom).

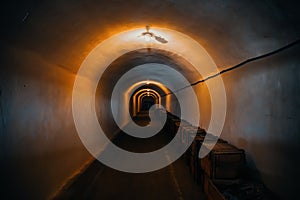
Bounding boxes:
56 112 206 200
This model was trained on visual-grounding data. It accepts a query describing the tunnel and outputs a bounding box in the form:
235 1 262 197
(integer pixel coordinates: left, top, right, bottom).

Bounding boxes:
1 1 300 199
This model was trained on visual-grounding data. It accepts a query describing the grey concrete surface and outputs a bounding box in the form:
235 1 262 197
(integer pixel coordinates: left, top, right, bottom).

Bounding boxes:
55 114 206 200
189 42 300 199
1 0 299 199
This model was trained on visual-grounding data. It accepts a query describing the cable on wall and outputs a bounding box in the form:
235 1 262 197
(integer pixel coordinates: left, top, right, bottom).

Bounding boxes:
163 38 300 97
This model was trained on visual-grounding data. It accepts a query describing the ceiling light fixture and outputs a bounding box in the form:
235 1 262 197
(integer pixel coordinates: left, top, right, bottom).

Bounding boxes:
140 26 168 44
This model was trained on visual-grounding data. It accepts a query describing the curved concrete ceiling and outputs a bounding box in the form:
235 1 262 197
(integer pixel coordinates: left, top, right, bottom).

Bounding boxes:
134 89 160 102
140 94 158 105
1 1 300 198
100 48 202 85
2 0 299 75
132 83 169 96
135 89 161 112
130 83 178 117
110 63 195 126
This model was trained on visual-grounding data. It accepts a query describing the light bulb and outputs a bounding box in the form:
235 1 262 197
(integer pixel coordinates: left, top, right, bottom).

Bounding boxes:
144 33 152 42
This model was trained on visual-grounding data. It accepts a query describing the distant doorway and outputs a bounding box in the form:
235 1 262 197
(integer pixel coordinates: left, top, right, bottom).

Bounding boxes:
141 96 155 111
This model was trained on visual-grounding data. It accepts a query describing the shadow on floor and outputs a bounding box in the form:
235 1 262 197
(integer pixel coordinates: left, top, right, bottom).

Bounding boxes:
55 112 206 200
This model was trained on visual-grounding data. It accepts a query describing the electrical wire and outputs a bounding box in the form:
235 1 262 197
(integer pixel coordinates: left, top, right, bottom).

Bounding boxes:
163 38 300 97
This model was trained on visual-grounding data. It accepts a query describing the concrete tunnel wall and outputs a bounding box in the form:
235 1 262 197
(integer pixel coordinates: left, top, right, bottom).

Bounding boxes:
217 45 300 199
169 43 300 199
0 47 93 199
1 0 300 199
98 63 197 130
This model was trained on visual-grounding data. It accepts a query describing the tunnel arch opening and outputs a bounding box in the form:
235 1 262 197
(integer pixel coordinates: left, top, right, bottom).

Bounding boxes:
130 83 165 117
95 47 204 136
136 91 159 112
73 27 226 172
140 95 156 111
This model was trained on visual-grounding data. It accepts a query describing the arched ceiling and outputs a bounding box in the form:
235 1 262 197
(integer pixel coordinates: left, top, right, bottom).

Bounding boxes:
100 49 202 85
132 83 168 97
2 0 299 74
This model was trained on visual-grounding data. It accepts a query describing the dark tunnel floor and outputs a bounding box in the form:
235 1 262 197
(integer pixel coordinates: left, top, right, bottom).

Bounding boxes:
56 111 207 200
